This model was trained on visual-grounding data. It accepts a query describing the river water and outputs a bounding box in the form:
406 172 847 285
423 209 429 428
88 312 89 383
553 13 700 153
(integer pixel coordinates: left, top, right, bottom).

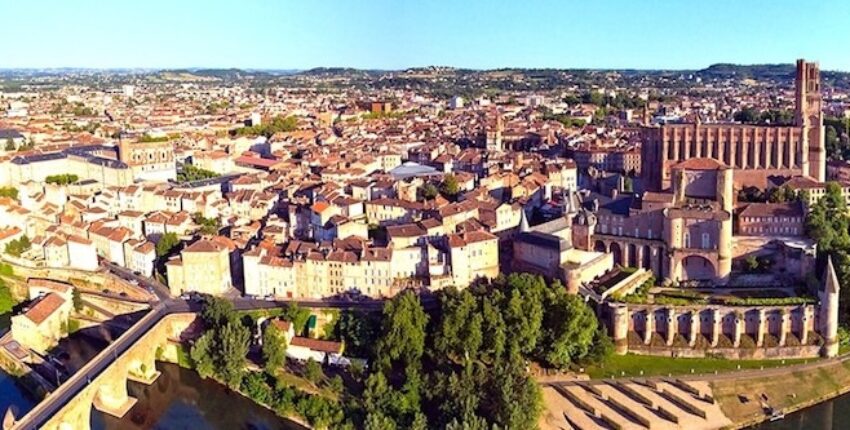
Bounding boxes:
749 392 849 430
0 333 301 429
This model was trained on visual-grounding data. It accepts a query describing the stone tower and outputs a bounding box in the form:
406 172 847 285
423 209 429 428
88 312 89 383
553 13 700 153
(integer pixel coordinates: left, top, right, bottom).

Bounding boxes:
716 166 734 281
796 59 825 182
820 255 840 358
609 303 629 354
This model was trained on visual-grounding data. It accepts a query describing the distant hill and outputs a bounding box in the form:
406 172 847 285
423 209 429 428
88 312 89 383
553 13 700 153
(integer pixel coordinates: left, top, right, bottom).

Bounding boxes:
157 68 272 81
696 63 796 80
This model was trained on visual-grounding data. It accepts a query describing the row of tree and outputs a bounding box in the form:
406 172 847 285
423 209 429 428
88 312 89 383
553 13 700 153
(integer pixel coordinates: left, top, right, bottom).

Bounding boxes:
186 273 611 429
359 273 611 429
233 115 298 138
806 182 850 325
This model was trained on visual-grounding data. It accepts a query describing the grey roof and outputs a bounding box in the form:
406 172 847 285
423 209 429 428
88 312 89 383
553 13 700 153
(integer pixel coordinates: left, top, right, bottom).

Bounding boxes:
389 162 440 180
515 231 571 252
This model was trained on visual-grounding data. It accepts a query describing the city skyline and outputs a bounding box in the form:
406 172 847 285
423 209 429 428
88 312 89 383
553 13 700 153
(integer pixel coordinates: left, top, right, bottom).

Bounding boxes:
2 0 849 71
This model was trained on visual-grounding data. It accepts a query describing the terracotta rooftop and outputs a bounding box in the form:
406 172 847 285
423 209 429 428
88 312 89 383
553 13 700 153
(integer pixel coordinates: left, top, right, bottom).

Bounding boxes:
23 293 66 325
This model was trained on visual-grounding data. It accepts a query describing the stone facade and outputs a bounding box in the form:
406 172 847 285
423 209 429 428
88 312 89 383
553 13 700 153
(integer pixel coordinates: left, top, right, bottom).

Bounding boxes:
640 59 825 190
606 257 841 359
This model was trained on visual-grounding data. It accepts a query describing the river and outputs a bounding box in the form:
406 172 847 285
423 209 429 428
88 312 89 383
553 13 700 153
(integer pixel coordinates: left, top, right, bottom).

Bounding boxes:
748 392 849 430
0 332 302 429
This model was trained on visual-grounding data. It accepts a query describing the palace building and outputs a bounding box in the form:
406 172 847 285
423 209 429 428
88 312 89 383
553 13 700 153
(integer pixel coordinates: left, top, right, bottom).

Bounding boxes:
640 59 825 190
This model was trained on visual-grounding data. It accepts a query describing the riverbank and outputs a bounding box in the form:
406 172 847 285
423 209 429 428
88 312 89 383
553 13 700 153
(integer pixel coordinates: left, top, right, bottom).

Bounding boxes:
157 342 312 429
712 356 850 429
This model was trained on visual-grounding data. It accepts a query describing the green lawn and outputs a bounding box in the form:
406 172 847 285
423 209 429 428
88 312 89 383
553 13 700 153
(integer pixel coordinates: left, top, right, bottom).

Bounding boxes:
583 353 810 379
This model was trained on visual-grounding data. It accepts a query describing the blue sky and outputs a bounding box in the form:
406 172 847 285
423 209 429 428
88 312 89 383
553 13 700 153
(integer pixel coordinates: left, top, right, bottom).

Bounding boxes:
1 0 848 70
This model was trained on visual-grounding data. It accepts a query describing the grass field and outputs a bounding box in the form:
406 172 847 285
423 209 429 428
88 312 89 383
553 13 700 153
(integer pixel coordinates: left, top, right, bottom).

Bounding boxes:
583 353 809 379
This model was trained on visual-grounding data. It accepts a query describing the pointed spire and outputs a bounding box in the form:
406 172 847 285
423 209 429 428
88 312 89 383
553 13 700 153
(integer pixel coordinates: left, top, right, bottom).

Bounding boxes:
825 255 841 293
519 208 530 233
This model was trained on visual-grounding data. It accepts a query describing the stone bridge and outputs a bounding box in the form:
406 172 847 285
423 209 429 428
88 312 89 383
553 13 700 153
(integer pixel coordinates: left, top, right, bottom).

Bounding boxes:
5 310 198 430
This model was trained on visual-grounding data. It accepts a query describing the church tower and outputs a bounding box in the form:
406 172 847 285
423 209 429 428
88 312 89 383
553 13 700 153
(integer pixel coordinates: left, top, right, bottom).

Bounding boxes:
796 59 825 182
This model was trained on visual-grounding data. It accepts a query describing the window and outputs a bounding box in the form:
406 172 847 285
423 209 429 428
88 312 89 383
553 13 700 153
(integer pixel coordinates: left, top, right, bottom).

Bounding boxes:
701 233 710 249
684 232 691 248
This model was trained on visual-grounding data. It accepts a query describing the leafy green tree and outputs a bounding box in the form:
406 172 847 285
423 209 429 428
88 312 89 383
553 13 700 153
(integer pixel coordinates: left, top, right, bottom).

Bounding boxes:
193 213 220 236
44 174 79 185
190 332 216 379
440 174 460 198
420 183 439 200
501 274 545 354
282 303 311 335
262 322 287 370
376 290 428 372
156 232 180 258
434 288 483 361
219 321 251 388
4 139 14 151
479 293 507 362
0 187 17 200
304 358 324 385
482 352 542 430
806 182 850 253
177 164 219 182
538 293 598 368
333 309 381 358
242 372 275 405
201 295 236 328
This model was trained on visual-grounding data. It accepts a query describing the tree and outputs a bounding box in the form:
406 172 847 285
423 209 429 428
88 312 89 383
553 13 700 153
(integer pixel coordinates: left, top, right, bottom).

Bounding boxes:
434 288 483 361
0 187 18 200
333 309 381 358
733 107 760 124
420 183 439 200
201 295 236 328
376 290 428 372
192 212 220 236
501 274 545 354
4 139 14 151
806 182 850 253
4 235 31 257
219 321 251 388
538 293 598 368
482 351 542 430
366 291 429 428
304 358 324 385
262 322 287 370
71 288 82 312
177 164 219 182
156 232 180 258
44 174 79 185
440 174 460 198
190 332 216 379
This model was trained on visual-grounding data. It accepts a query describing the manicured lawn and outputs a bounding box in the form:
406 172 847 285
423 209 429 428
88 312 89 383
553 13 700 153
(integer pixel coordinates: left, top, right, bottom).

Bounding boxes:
583 353 810 379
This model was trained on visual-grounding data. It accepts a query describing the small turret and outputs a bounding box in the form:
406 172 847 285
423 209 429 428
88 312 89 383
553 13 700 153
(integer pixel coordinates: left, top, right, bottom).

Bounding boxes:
820 255 841 358
519 208 530 233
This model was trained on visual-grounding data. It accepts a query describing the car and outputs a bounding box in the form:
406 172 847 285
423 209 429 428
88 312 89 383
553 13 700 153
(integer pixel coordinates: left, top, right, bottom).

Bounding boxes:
179 293 190 300
264 295 275 302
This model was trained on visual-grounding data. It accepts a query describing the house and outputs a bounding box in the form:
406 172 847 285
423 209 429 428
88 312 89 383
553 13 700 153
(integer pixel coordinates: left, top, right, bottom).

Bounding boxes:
11 280 74 354
266 319 345 364
166 238 232 296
